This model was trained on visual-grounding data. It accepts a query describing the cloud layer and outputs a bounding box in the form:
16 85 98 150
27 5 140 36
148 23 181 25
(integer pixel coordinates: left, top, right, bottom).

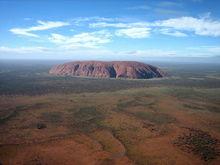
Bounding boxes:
49 30 111 49
10 21 70 37
115 27 151 38
89 16 220 37
10 16 220 41
5 15 220 58
155 16 220 37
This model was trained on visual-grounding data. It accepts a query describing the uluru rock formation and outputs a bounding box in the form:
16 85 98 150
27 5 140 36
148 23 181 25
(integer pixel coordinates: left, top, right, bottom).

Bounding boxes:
49 61 165 79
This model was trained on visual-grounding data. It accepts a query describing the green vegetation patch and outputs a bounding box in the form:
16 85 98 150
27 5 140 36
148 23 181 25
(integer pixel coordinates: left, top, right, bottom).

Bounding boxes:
71 106 104 132
174 128 220 161
0 103 48 125
40 111 63 123
117 97 155 111
183 103 220 113
207 105 220 113
0 110 18 124
183 104 204 110
163 87 220 104
15 103 47 111
134 111 176 125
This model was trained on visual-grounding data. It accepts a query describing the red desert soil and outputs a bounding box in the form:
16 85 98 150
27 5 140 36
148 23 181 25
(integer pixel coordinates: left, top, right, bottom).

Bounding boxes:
49 61 165 79
0 134 132 165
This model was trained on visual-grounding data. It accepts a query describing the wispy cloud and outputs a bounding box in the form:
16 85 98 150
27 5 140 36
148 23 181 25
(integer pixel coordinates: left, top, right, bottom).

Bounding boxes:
0 46 177 58
72 17 115 23
0 46 50 54
90 22 149 28
10 20 70 37
159 28 188 37
2 45 220 59
90 16 220 37
4 15 220 59
49 30 112 49
10 15 220 41
186 45 220 56
115 27 151 38
122 49 177 57
155 16 220 37
90 22 128 28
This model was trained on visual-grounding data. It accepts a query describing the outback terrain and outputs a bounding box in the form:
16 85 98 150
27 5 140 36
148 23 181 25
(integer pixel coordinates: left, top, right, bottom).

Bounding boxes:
0 60 220 165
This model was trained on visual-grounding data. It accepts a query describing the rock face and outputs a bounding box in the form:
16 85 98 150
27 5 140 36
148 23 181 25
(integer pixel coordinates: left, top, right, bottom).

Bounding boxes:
49 61 165 79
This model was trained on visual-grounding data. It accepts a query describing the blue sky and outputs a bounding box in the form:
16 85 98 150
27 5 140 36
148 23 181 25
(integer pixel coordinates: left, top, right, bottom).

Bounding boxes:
0 0 220 60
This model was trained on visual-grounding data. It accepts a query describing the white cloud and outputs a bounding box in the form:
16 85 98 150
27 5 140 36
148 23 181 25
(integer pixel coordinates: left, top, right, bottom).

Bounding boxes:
0 46 50 54
8 15 220 42
10 20 70 37
159 28 188 37
90 22 127 28
115 27 151 38
2 45 220 59
89 22 149 28
154 16 220 37
0 46 177 59
121 49 176 57
186 46 220 56
72 17 115 23
5 16 220 59
206 46 220 54
10 29 38 37
49 30 112 49
90 16 220 37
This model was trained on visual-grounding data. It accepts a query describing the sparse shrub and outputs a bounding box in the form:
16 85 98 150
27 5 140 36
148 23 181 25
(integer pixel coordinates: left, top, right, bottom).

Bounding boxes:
0 110 18 124
135 111 176 125
173 128 220 161
117 98 155 111
41 111 63 123
37 123 46 129
71 107 104 132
